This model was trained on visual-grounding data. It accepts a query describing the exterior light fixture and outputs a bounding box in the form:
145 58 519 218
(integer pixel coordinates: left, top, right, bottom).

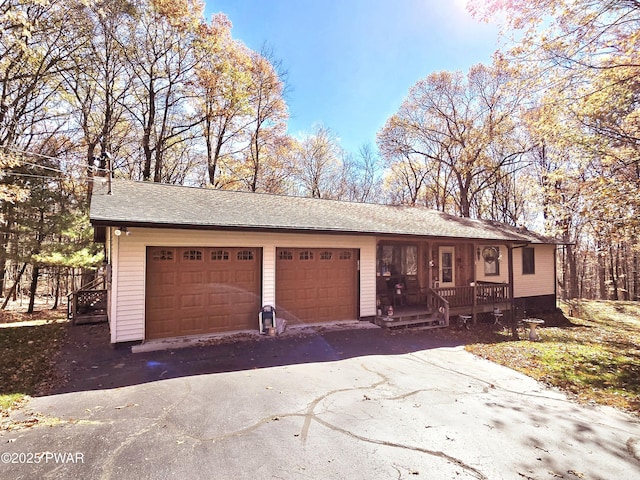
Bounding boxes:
114 227 130 236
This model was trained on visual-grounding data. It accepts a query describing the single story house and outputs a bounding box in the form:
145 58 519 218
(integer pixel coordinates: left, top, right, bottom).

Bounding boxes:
89 179 560 344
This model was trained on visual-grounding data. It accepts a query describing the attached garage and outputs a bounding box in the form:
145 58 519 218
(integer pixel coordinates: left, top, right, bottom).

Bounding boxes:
276 248 358 324
145 246 261 339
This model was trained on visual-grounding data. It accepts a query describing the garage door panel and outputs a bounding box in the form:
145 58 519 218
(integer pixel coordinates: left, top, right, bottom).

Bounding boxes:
179 292 205 308
276 248 357 324
148 271 177 287
180 271 206 285
205 313 231 331
234 270 256 283
146 247 261 339
208 271 231 283
178 316 207 336
148 294 176 310
207 290 231 304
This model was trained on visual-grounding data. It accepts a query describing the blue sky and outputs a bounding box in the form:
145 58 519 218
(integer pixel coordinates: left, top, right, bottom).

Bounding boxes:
206 0 500 155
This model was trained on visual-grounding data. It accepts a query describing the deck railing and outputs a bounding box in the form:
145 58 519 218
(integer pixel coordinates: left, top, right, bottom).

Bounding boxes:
427 288 450 326
432 284 510 309
67 274 108 324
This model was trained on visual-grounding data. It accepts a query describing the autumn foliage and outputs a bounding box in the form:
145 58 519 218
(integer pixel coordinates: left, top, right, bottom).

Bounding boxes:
0 0 638 306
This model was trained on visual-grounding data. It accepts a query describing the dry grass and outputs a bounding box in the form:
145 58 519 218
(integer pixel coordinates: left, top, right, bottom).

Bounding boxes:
467 301 640 414
0 306 68 417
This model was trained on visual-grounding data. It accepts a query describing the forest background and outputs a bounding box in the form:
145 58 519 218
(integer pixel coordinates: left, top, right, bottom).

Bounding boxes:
0 0 637 312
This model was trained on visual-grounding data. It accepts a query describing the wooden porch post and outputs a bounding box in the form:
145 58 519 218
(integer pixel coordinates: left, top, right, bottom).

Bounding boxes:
508 244 517 338
427 242 433 287
472 243 478 325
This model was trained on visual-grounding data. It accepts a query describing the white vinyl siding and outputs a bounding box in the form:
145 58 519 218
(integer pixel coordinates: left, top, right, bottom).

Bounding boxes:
475 244 556 299
109 227 376 343
475 245 508 284
513 244 556 298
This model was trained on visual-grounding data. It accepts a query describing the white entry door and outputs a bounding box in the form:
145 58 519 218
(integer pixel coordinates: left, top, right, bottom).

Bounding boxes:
439 246 455 287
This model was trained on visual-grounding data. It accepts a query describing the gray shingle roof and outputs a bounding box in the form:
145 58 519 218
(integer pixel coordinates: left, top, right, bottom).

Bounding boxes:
89 179 559 244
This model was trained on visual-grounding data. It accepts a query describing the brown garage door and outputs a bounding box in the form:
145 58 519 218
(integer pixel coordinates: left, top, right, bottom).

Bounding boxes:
276 248 357 324
145 247 261 339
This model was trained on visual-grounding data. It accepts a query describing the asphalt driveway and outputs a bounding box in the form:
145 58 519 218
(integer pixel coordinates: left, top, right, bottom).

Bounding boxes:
2 322 640 480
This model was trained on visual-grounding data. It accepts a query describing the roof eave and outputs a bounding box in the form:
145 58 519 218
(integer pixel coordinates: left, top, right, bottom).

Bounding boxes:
90 219 558 244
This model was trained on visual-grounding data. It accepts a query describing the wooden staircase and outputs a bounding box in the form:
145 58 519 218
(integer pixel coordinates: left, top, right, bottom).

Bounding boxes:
68 276 108 325
374 308 446 330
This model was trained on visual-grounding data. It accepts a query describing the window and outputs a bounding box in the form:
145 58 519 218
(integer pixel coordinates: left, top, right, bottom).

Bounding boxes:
320 251 333 260
299 250 314 261
377 245 417 276
482 246 500 276
211 250 229 261
278 250 293 260
152 249 174 261
237 250 254 261
522 247 535 275
183 249 202 261
339 251 352 260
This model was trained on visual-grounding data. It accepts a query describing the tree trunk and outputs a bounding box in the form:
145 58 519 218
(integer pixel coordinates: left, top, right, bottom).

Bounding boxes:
609 243 618 300
598 241 606 299
51 267 60 310
0 202 15 296
1 262 27 309
566 242 578 299
634 238 639 301
27 265 40 314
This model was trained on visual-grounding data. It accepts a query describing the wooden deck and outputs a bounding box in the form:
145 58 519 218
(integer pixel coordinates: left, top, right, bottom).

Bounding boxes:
375 283 512 330
68 286 108 325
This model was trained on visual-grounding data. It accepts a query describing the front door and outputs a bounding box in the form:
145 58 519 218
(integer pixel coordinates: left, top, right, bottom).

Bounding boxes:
439 246 455 287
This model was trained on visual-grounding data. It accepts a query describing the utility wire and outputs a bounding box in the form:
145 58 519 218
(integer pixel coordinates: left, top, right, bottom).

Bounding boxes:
1 146 111 174
8 160 67 174
1 146 62 162
1 172 68 181
2 171 106 181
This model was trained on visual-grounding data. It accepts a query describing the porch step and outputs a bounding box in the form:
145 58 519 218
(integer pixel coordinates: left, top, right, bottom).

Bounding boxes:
374 313 446 330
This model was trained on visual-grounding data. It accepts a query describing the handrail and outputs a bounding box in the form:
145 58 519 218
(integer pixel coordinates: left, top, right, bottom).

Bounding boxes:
428 288 450 327
431 284 510 308
78 274 106 292
67 273 107 321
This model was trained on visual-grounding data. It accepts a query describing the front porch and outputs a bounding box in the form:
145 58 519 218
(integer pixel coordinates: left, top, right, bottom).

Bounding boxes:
376 239 514 329
374 283 511 329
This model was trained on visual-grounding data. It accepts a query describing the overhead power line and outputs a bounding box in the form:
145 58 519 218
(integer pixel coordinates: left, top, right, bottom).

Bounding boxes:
0 146 111 174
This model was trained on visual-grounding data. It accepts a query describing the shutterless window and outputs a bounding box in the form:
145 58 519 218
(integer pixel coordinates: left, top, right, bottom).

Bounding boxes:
377 245 417 276
299 251 314 261
339 251 352 260
211 250 229 261
278 250 293 260
522 247 535 275
483 247 500 276
152 249 174 261
237 250 254 261
183 250 202 261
